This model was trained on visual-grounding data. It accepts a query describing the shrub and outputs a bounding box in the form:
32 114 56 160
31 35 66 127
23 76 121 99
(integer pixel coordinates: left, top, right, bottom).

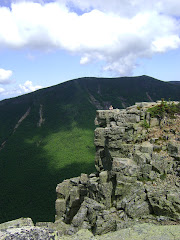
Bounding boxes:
147 99 180 120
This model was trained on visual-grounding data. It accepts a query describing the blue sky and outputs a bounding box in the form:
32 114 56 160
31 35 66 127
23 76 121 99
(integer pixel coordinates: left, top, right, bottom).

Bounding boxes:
0 0 180 100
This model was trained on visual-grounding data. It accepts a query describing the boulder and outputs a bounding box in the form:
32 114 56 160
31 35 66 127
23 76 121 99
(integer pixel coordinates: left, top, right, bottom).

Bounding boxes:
146 185 180 219
168 142 180 157
0 218 34 230
0 227 58 240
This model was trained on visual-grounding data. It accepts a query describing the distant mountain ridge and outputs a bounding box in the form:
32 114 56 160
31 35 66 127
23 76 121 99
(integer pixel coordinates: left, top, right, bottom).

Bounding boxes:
0 75 179 224
169 81 180 85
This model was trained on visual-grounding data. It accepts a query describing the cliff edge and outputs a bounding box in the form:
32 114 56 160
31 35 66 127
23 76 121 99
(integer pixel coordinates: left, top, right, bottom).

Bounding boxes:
53 101 180 236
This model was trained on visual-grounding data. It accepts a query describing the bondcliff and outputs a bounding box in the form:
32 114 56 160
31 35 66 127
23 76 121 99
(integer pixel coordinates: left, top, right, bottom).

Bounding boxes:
0 101 180 239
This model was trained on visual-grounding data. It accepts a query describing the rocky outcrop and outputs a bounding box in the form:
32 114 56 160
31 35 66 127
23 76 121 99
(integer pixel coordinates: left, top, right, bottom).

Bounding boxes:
13 107 31 133
53 101 180 235
37 104 45 127
0 107 31 151
1 220 180 240
0 101 180 239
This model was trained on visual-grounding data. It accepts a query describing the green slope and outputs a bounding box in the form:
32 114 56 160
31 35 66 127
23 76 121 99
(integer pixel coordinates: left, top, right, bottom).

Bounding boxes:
0 75 179 223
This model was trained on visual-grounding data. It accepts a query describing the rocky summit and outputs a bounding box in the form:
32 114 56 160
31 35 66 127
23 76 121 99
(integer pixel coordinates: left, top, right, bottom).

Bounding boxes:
0 101 180 239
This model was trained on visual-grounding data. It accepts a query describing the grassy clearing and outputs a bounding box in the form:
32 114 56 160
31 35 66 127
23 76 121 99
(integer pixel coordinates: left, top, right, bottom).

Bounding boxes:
43 126 95 172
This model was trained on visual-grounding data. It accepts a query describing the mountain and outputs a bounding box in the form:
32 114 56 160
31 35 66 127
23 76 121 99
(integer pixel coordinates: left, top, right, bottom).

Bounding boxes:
0 75 180 224
168 81 180 85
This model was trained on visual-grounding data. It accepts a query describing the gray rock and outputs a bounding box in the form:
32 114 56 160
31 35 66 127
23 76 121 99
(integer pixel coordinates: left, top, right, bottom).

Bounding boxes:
112 158 138 176
36 220 69 236
69 186 80 208
150 117 159 127
94 128 106 147
96 223 180 240
60 229 95 240
80 174 89 185
116 183 151 218
0 226 58 240
140 142 153 154
56 180 71 200
55 199 66 219
0 218 34 230
72 205 88 227
99 171 108 183
97 182 113 208
146 185 180 219
70 177 80 186
94 214 116 235
168 142 180 156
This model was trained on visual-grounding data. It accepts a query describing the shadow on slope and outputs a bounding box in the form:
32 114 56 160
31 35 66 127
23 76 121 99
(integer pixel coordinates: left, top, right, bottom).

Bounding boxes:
0 131 95 223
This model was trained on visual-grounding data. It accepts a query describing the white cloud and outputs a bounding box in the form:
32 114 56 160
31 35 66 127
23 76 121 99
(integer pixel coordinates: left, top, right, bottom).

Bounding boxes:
62 0 180 16
19 80 42 93
152 35 180 53
0 80 43 100
0 1 180 75
0 87 22 99
0 68 13 84
0 87 5 93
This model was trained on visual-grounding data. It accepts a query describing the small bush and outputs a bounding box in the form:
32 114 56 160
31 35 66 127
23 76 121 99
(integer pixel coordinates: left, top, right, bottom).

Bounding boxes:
147 99 180 120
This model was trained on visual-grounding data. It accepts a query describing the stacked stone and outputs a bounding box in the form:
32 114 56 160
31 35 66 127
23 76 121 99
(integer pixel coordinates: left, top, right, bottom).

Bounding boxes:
54 102 180 235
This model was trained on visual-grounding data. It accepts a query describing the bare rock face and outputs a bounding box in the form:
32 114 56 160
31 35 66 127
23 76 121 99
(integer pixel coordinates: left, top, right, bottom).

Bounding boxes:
54 101 180 235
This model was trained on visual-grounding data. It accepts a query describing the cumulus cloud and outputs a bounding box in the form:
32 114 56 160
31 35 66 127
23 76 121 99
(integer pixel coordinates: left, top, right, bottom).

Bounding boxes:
0 88 21 98
19 80 42 93
0 0 180 75
0 80 43 99
0 68 13 84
